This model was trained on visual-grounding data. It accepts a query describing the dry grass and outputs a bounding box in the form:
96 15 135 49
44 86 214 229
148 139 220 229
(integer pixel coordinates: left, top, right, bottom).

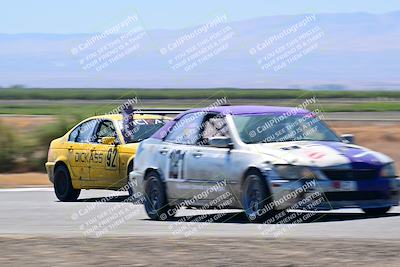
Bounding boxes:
0 115 56 135
330 121 400 171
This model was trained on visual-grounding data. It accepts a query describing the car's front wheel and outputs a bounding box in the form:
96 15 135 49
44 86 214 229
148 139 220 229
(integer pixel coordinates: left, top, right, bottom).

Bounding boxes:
54 165 80 202
143 171 176 220
362 206 391 216
241 170 273 223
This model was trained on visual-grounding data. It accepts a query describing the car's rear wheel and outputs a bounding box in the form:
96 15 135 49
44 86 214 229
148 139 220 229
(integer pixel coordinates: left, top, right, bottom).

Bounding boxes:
143 171 176 220
242 170 273 223
362 206 391 216
54 165 80 202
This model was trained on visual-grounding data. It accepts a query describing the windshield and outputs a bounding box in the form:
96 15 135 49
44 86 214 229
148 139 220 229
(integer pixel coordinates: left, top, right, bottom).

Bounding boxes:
118 119 168 143
233 113 340 144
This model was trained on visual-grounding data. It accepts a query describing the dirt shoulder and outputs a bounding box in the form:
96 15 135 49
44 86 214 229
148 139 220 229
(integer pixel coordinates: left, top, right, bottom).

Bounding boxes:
330 121 400 171
0 236 398 267
0 172 51 188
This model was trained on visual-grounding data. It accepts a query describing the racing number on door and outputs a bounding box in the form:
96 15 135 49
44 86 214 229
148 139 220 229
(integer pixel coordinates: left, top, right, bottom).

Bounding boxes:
106 148 117 169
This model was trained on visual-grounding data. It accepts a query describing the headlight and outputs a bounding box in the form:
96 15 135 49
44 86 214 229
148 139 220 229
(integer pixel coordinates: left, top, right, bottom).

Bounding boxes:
274 165 318 180
380 163 397 178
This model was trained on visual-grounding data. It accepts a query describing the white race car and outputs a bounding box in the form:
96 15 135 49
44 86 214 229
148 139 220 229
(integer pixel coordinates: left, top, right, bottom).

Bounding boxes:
130 106 400 222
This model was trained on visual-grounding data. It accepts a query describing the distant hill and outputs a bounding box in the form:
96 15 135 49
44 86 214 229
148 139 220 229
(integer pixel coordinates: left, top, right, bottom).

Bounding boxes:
0 11 399 89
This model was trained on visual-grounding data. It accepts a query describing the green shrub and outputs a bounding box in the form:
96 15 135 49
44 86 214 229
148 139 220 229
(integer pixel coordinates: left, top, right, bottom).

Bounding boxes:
0 122 19 172
25 116 81 172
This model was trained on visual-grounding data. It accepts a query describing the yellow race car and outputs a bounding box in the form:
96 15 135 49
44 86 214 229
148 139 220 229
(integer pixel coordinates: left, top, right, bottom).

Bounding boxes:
45 111 175 201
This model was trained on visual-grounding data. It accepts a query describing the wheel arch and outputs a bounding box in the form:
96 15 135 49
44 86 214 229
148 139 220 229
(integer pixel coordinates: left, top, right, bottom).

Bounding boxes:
54 160 68 170
127 158 135 173
241 166 264 185
126 156 135 181
143 167 162 181
54 160 73 177
53 160 79 189
240 166 272 194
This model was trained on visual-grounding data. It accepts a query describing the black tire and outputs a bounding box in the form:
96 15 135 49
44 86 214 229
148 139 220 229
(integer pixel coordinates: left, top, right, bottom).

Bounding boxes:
143 171 176 220
362 207 391 216
127 162 134 197
54 165 80 202
241 170 273 223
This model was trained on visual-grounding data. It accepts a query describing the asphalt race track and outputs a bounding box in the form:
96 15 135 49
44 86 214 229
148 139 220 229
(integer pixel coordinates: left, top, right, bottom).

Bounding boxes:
1 188 400 266
1 188 400 239
0 188 400 267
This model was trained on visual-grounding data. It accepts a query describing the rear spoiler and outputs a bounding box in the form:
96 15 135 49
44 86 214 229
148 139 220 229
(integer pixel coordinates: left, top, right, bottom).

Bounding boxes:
120 107 187 140
129 108 188 115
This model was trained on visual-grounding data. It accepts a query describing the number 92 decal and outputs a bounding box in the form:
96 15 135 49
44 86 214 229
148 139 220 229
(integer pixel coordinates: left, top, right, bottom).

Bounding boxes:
106 148 118 169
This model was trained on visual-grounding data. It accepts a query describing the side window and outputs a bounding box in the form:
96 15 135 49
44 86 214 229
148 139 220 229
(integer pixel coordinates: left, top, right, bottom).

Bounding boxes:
76 120 96 143
68 120 96 143
164 113 205 145
68 126 80 142
200 115 230 145
94 120 117 143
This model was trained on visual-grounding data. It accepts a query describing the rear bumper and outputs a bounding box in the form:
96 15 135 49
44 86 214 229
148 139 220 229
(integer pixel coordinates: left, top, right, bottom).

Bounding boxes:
45 162 55 184
270 178 400 210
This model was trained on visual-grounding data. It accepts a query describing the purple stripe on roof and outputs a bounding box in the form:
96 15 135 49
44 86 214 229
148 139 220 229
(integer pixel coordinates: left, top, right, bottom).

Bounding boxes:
176 105 310 118
152 120 176 139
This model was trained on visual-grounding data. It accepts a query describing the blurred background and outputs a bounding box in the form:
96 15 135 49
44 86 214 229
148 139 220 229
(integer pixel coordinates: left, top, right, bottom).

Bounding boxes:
0 0 399 186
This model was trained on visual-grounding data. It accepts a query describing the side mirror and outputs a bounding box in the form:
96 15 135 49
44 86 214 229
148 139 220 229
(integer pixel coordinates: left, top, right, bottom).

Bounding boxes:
101 136 117 145
341 134 355 144
208 137 234 149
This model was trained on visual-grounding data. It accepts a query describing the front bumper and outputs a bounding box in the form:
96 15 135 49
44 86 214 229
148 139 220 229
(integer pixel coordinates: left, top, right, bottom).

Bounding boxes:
129 170 145 193
45 162 55 183
270 177 400 210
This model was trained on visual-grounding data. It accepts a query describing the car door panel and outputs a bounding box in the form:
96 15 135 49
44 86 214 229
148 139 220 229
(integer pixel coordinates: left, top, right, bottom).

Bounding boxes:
89 144 121 188
89 120 122 188
162 145 197 200
159 112 205 200
66 120 96 188
184 114 233 200
185 146 232 200
161 112 231 201
67 143 92 185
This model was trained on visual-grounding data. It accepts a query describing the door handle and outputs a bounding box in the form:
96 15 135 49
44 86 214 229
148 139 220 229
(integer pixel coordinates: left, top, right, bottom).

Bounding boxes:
68 147 73 152
192 151 203 158
159 148 169 155
90 147 96 152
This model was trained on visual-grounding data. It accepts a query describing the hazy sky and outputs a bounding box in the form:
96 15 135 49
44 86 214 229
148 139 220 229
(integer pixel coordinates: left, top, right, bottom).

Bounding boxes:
2 0 400 33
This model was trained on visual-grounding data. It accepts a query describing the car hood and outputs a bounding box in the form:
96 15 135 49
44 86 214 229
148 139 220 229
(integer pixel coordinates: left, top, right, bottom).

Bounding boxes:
253 141 392 169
